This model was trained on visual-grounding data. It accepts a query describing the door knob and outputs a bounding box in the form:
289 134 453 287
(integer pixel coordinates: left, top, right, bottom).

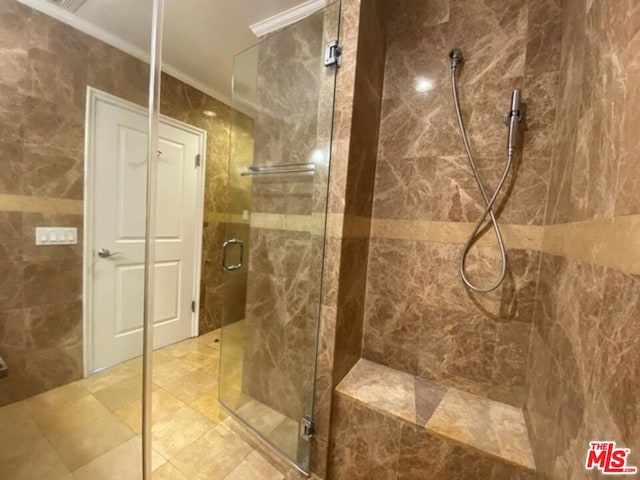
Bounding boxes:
98 248 120 258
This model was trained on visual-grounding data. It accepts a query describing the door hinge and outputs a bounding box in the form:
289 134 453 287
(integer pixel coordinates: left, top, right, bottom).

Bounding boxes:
195 154 201 168
191 300 196 313
299 415 315 442
324 40 342 68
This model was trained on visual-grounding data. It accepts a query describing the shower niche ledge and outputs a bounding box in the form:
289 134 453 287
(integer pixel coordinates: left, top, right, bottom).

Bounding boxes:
331 359 536 479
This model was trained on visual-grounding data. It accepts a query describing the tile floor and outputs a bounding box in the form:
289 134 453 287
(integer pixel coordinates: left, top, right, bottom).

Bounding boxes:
0 328 308 480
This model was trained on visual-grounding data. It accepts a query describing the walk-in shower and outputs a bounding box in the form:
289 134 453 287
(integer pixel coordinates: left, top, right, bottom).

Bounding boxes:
449 48 522 292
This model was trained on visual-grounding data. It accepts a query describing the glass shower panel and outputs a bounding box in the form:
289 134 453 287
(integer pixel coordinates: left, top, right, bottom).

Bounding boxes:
0 0 156 478
219 2 339 473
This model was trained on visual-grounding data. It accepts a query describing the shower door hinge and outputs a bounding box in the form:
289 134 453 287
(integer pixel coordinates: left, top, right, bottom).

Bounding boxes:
300 415 316 442
195 154 201 168
324 40 342 68
191 300 196 313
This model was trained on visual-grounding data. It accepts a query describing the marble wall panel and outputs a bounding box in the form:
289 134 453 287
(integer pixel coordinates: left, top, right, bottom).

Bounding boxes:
314 0 387 476
362 0 563 413
525 1 640 477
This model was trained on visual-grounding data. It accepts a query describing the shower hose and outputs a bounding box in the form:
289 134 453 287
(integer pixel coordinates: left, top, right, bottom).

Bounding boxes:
450 67 514 293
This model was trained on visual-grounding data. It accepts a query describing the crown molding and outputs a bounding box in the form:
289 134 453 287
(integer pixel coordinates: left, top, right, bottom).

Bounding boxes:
17 0 232 107
249 0 330 37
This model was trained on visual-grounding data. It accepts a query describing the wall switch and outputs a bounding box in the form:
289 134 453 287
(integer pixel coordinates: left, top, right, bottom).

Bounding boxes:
242 210 250 221
35 227 78 246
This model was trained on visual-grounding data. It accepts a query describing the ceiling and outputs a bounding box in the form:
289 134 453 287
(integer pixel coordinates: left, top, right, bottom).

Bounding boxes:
25 0 321 104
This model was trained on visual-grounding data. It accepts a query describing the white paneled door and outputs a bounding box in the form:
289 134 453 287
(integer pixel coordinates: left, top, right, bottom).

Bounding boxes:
87 89 206 372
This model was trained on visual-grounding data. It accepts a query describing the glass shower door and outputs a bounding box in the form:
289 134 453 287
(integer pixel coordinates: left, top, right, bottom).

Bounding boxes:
218 2 339 473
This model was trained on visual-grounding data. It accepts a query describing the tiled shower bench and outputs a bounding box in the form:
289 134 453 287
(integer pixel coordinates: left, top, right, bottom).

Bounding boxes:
330 359 536 479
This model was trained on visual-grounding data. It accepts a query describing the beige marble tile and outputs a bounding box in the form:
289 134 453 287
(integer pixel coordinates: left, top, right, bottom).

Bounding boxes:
71 436 165 480
189 387 228 423
152 357 201 389
152 462 189 480
79 360 141 393
92 375 142 412
225 450 285 480
114 386 186 434
0 436 70 480
0 194 83 215
426 388 535 470
160 367 218 404
49 414 135 470
0 401 46 461
23 380 90 411
28 393 111 438
170 425 253 479
235 398 287 436
151 405 216 459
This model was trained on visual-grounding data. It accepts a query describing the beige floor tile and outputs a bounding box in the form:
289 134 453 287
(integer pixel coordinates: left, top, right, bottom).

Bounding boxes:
0 402 46 461
236 398 287 436
152 358 201 388
0 434 70 480
161 367 218 404
23 382 91 412
195 330 221 349
152 462 190 480
115 386 186 434
161 337 213 358
153 348 177 366
182 349 220 372
79 360 141 393
224 450 285 480
28 393 111 438
71 436 165 480
152 405 215 459
189 387 228 423
93 375 142 412
170 424 253 479
49 414 135 471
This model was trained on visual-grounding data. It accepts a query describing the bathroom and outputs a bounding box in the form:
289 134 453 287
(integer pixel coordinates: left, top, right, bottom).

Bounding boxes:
0 0 638 479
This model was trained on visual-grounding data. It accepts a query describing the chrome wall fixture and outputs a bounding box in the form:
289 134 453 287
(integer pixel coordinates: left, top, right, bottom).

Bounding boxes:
449 48 522 293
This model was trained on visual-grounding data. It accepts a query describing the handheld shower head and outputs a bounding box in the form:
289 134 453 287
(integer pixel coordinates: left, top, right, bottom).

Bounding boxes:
449 48 464 68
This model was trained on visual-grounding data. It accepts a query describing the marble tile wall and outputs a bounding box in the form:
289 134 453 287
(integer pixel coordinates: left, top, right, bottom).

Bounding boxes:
361 0 563 408
524 0 640 478
312 0 387 477
0 0 234 405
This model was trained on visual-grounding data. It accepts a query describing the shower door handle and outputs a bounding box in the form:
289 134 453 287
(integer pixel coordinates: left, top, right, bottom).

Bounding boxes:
222 239 243 271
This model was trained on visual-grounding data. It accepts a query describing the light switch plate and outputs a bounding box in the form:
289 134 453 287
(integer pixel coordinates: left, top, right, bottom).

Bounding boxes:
35 227 78 246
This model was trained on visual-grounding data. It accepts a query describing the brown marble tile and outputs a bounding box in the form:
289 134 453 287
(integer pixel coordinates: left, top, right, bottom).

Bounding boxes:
22 258 82 307
398 423 494 480
525 0 563 75
329 442 396 480
331 393 402 470
0 212 22 261
0 259 25 310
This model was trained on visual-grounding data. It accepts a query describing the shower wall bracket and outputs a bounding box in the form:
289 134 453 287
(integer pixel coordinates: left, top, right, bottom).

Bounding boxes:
324 40 342 68
299 415 316 442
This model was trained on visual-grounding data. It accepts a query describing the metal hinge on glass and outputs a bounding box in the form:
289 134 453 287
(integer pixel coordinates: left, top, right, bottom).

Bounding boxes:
300 415 316 442
324 40 342 68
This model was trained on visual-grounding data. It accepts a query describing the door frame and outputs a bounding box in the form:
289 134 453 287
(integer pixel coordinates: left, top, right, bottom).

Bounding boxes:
82 87 207 376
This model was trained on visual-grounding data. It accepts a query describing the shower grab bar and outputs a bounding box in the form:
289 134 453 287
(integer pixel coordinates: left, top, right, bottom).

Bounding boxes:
240 162 316 176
